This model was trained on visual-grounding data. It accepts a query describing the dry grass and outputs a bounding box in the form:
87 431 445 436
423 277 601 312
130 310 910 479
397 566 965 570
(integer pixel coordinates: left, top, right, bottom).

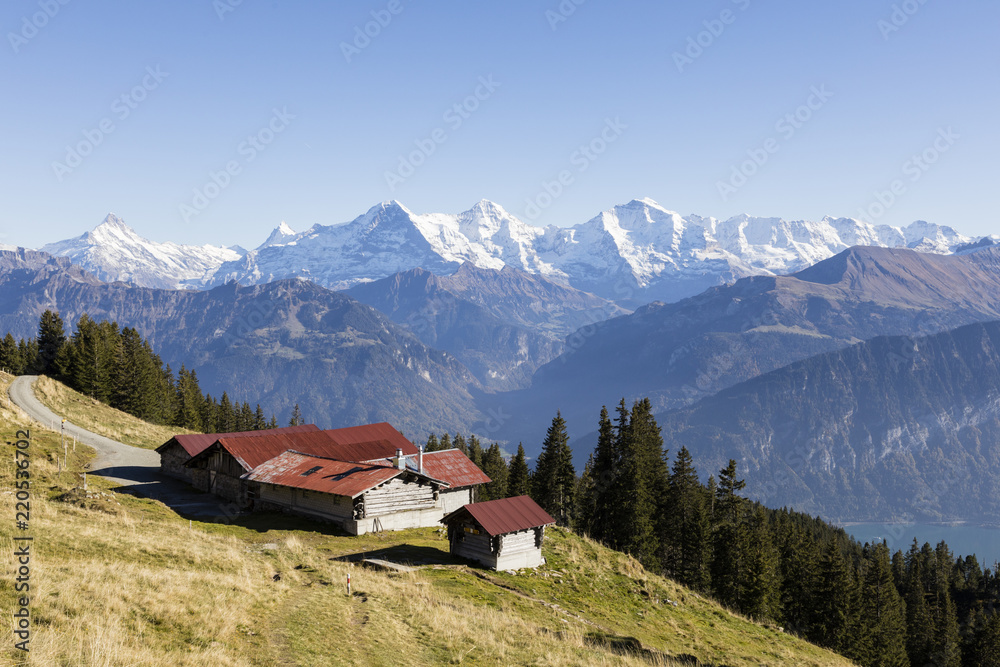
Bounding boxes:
0 372 857 666
32 375 196 449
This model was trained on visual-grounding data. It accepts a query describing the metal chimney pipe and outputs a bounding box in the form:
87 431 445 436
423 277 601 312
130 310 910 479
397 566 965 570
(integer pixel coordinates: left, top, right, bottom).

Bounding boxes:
395 448 404 470
418 445 424 474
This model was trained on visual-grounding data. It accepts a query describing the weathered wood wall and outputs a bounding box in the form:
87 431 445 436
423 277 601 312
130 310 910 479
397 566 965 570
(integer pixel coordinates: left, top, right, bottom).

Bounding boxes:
362 478 436 517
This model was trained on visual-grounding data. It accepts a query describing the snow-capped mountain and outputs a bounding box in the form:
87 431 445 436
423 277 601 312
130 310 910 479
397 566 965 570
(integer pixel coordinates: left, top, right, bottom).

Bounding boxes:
212 198 975 304
40 214 244 290
36 200 978 303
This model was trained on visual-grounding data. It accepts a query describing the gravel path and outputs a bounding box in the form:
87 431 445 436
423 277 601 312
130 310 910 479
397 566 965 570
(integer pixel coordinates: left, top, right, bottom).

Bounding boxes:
8 375 233 517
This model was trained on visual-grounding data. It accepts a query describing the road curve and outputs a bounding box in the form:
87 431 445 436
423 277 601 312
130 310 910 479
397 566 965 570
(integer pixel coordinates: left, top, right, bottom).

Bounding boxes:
7 375 230 517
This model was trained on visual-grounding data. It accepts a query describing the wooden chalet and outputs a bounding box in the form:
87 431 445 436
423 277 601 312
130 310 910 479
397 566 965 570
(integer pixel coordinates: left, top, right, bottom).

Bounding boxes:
441 496 555 571
179 421 491 534
156 424 320 484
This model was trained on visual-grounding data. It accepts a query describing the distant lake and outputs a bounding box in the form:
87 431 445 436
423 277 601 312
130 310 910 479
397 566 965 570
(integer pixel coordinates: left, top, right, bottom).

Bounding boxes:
843 523 1000 566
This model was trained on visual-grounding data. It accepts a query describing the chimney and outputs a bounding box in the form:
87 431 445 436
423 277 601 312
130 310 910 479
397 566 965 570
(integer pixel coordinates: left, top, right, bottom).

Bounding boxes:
418 445 424 474
395 448 405 470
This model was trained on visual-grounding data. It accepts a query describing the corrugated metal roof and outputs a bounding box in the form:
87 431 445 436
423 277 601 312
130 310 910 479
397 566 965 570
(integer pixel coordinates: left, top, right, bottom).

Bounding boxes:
185 422 419 472
420 449 491 489
441 495 555 536
244 450 404 498
323 422 418 457
156 424 320 457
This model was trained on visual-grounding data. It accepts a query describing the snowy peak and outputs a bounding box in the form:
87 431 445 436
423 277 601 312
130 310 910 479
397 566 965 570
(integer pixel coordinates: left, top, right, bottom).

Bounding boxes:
257 221 298 250
41 213 244 291
31 201 988 306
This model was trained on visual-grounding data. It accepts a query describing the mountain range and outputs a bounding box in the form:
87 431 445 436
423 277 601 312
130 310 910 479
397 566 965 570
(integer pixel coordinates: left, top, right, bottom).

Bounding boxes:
6 201 1000 524
34 199 979 305
659 320 1000 524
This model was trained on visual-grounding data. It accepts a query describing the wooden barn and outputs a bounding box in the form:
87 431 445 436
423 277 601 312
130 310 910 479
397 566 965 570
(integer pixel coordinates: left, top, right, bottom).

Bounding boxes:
179 421 491 533
183 426 413 503
244 450 452 534
156 424 320 484
441 496 555 571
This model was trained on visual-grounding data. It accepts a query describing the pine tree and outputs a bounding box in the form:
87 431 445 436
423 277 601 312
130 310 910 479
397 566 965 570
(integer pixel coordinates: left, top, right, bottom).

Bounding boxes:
810 539 856 653
218 392 236 432
254 404 267 430
589 405 618 546
18 338 38 373
425 433 440 452
531 411 575 527
507 443 530 497
711 459 748 611
0 333 23 374
468 435 484 469
575 454 597 535
662 445 709 590
742 505 781 621
35 309 67 374
453 433 469 456
855 542 910 667
479 443 508 501
439 433 452 451
288 403 303 427
175 366 204 431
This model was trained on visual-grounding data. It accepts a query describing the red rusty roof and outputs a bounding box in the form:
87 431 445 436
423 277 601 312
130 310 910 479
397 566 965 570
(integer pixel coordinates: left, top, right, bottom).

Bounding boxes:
244 450 403 498
441 495 555 536
157 424 320 457
420 449 491 489
243 450 447 498
185 422 420 472
323 422 418 458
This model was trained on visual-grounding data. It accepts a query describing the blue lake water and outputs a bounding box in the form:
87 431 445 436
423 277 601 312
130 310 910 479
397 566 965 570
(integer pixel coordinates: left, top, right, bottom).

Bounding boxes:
843 523 1000 566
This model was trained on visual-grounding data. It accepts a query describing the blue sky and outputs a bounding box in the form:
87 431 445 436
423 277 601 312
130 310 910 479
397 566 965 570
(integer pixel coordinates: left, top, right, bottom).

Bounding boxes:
1 0 996 249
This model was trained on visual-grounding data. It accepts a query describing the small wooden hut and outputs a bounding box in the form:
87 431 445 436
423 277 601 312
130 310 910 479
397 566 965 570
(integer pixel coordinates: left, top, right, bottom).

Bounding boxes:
441 496 555 570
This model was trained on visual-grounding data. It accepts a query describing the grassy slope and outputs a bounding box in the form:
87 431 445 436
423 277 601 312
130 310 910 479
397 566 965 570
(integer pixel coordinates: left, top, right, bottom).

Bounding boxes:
0 373 856 666
32 375 196 450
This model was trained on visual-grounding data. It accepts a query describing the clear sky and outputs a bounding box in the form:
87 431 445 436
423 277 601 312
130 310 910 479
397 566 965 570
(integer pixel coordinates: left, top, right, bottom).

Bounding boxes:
1 0 997 249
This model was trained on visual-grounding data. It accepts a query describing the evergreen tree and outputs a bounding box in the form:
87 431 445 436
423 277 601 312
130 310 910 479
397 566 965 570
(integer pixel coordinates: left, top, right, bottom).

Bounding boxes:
855 542 910 667
531 411 576 527
201 394 218 434
468 435 484 469
18 338 38 373
811 539 856 653
775 513 819 635
35 309 67 374
507 443 530 497
218 391 236 432
175 366 204 431
741 505 781 621
589 406 618 546
903 540 934 665
662 445 709 590
0 333 23 374
575 454 597 535
425 433 440 452
254 404 267 430
479 443 508 501
453 433 469 456
267 415 278 429
288 403 303 427
711 459 748 610
439 433 452 451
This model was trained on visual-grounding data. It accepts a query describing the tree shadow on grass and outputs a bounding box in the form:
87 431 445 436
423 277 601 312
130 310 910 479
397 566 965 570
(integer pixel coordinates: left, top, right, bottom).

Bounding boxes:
584 631 734 667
